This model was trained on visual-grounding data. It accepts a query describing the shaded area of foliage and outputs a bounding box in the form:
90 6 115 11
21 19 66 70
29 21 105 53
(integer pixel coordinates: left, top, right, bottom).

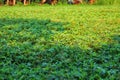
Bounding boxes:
0 18 120 79
0 18 66 52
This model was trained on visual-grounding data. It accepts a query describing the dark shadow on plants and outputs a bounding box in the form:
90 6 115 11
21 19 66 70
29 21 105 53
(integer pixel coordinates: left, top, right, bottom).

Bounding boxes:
85 35 120 80
0 18 120 79
0 18 66 53
112 35 120 43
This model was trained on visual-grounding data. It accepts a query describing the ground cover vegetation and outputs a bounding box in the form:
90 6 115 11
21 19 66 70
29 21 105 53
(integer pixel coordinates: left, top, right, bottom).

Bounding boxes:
0 5 120 79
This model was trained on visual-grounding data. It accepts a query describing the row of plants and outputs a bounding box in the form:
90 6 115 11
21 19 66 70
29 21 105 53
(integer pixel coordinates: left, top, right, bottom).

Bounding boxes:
0 0 120 5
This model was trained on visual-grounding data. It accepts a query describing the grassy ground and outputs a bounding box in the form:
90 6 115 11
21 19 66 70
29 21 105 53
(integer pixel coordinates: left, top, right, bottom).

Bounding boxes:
0 5 120 79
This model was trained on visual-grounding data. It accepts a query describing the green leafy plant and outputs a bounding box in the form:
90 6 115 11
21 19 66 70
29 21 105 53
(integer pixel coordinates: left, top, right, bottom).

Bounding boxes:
0 5 120 79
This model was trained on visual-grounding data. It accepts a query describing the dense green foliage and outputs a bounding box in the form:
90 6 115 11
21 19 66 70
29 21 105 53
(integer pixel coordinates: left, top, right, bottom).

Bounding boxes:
0 5 120 79
95 0 120 5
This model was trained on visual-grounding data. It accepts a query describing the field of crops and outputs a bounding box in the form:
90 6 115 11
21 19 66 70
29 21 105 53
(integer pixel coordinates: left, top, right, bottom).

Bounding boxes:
0 5 120 79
